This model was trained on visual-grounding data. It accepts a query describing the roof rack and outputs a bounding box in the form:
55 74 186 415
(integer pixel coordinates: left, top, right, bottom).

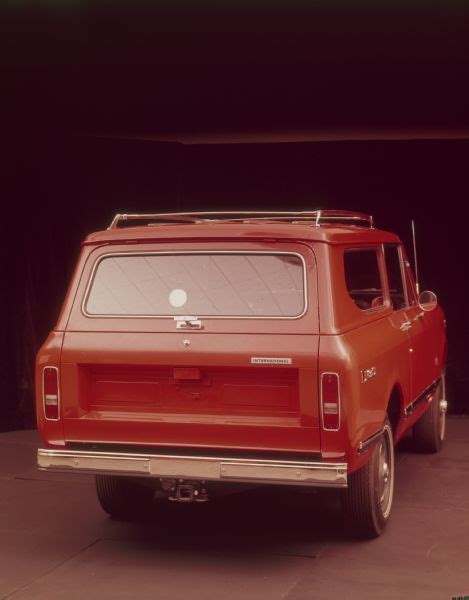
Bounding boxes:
108 210 374 229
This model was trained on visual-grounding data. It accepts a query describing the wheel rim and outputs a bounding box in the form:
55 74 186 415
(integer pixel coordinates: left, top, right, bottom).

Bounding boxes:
438 375 447 442
378 428 394 518
439 405 446 441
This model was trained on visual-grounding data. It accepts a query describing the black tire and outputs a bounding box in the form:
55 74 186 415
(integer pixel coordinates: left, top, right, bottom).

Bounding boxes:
413 375 446 453
95 475 155 520
342 419 395 539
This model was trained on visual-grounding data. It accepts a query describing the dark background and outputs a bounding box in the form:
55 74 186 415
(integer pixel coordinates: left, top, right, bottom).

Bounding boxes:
2 1 469 430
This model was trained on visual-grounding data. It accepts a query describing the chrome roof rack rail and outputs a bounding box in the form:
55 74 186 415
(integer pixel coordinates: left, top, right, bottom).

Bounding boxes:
108 210 374 229
108 213 206 229
314 210 374 228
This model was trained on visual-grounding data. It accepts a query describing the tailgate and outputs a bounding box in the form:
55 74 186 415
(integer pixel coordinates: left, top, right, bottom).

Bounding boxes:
61 242 320 454
61 332 320 453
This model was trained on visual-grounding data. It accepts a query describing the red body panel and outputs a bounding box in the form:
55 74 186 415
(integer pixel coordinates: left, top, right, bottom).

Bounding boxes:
36 221 447 474
59 331 321 453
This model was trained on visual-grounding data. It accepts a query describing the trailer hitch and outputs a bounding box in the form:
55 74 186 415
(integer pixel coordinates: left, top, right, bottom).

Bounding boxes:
168 481 209 503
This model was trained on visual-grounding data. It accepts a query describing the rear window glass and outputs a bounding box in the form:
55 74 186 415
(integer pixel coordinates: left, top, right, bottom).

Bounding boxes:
344 248 384 311
84 253 306 317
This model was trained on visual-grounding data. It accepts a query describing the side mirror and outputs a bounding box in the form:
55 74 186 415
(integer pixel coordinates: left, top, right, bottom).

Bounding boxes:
418 290 437 312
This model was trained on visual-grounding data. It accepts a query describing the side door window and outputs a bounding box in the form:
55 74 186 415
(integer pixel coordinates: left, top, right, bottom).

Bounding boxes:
383 245 407 310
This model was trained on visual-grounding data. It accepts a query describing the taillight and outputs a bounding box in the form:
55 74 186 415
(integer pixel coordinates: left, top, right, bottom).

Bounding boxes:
43 367 60 420
321 372 340 431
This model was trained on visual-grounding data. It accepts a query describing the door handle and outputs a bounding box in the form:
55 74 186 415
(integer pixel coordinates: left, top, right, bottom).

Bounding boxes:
400 320 412 331
174 316 203 329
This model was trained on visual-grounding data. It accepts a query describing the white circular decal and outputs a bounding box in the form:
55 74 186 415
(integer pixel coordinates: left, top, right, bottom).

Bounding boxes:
169 288 188 308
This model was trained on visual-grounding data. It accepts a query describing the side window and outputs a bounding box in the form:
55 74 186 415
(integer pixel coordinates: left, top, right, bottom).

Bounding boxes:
344 248 384 311
383 245 407 310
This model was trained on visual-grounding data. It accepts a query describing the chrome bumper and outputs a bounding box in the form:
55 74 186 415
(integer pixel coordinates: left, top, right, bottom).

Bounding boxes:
38 449 348 488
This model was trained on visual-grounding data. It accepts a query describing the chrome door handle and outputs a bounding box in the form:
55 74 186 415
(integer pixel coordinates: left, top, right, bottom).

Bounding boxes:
400 320 412 331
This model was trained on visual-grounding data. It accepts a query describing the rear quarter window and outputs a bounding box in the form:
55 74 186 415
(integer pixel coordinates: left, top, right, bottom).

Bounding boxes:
343 248 384 311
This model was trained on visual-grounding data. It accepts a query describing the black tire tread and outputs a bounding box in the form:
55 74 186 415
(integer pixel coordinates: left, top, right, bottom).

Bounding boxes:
95 475 154 520
413 380 443 454
342 419 394 539
342 455 381 539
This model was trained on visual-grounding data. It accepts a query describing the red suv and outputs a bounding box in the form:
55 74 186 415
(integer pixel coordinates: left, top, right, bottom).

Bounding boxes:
36 210 447 537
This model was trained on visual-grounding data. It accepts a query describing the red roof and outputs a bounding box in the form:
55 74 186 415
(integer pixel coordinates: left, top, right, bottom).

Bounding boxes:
84 222 400 246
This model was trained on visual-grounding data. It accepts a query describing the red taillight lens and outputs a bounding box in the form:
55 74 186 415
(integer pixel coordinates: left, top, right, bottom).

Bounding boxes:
321 373 340 430
43 367 59 420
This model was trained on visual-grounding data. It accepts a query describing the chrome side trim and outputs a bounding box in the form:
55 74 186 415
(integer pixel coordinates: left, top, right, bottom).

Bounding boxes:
404 377 440 418
38 449 348 488
81 250 308 321
358 427 384 454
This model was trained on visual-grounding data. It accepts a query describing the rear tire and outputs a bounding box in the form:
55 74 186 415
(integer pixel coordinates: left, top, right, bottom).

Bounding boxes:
413 374 446 453
95 475 155 520
342 419 395 538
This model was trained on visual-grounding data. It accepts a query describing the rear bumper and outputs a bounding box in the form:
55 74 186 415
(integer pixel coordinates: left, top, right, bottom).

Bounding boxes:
37 448 348 488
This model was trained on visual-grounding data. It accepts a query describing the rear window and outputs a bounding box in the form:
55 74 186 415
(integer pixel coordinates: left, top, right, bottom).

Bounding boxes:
84 252 306 318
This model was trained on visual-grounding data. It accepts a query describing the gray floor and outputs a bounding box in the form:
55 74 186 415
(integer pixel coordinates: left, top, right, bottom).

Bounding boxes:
1 418 468 600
